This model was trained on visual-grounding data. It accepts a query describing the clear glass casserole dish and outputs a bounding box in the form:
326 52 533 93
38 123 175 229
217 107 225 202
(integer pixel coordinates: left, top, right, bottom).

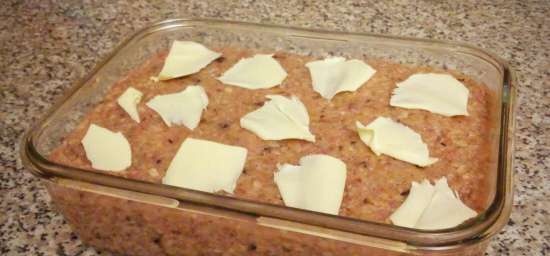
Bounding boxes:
20 18 516 255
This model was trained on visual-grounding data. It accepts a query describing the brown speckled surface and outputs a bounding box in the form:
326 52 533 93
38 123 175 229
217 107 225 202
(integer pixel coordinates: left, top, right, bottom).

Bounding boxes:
1 1 548 255
48 48 493 224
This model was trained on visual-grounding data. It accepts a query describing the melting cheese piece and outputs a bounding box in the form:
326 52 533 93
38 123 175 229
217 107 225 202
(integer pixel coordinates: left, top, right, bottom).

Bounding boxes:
162 138 247 194
146 85 208 130
390 73 469 116
274 154 347 215
240 95 315 142
81 124 132 172
117 87 143 123
390 177 477 230
218 54 287 89
356 117 438 167
157 41 221 80
306 57 376 100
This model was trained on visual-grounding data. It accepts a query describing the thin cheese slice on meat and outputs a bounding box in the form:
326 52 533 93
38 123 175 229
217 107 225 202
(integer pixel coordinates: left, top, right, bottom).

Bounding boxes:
117 87 143 123
162 138 248 194
414 178 477 230
306 57 376 100
274 154 347 215
146 85 208 130
356 117 438 167
218 54 287 89
240 95 315 142
390 73 469 116
157 41 221 80
81 124 132 172
390 177 478 230
389 180 435 228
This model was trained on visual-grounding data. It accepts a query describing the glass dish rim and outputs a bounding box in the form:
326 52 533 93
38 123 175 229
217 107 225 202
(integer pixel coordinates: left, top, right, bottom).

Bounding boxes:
20 18 516 248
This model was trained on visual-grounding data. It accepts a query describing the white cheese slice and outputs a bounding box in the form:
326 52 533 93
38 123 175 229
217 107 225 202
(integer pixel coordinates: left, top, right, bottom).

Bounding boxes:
305 57 376 100
415 178 477 230
274 154 347 215
390 73 469 116
81 124 132 172
273 164 302 207
117 87 143 123
146 85 208 130
433 176 458 198
157 41 221 80
390 177 477 230
162 138 248 194
240 95 315 142
389 180 435 228
218 54 287 89
356 117 438 167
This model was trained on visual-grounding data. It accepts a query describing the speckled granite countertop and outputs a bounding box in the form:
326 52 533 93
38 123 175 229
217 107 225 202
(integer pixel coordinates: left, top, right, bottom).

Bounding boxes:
1 0 548 255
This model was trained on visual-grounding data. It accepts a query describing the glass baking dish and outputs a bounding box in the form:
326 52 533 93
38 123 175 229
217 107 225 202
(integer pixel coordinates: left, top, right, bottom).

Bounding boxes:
20 18 516 255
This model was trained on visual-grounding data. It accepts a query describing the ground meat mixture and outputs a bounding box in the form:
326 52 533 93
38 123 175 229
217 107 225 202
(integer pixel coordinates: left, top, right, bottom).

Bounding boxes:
49 47 493 223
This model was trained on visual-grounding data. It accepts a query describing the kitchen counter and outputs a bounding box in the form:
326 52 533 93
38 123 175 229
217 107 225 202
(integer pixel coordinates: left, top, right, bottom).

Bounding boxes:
1 1 548 255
